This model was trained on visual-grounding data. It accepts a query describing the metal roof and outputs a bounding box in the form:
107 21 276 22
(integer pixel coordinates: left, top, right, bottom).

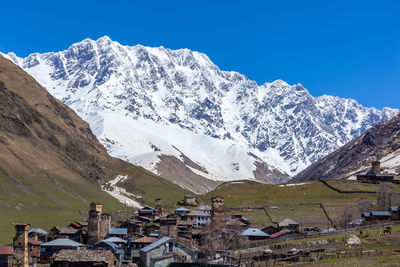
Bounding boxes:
102 237 126 243
185 195 195 198
0 245 13 255
362 212 371 217
28 228 48 235
270 230 290 238
140 237 171 253
93 241 120 250
278 218 299 227
131 237 158 244
41 238 85 247
321 228 337 233
371 211 391 216
53 226 80 235
108 228 127 235
241 228 269 237
175 207 190 212
390 206 398 212
187 210 210 217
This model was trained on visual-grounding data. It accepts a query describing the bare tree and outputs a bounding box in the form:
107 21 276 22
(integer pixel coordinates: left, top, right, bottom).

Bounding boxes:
377 184 398 210
358 199 372 213
337 207 354 229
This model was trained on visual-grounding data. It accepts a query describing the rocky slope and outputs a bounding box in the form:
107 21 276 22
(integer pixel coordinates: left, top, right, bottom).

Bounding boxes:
0 54 191 242
294 113 400 181
4 36 397 189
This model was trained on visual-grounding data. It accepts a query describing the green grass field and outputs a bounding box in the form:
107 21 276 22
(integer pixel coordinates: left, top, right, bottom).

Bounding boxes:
199 180 398 229
0 162 191 245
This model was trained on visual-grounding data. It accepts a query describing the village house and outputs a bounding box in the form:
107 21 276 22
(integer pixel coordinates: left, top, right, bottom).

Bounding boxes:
356 160 394 183
137 207 160 221
159 216 179 239
226 214 251 233
198 205 211 216
178 195 199 207
389 206 399 220
108 228 128 239
175 207 190 216
186 210 211 227
49 226 83 242
93 241 125 264
28 228 48 242
102 237 126 246
261 225 279 235
240 228 270 241
278 218 299 232
128 237 158 265
51 249 118 267
226 218 248 234
40 238 85 263
362 211 392 225
139 237 198 267
0 245 13 267
122 218 144 237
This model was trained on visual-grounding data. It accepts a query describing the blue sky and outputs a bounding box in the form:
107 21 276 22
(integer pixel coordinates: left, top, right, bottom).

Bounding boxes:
1 0 399 109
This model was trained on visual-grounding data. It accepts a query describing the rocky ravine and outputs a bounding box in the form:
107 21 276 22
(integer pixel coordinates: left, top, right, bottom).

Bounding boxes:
3 36 398 191
294 113 400 181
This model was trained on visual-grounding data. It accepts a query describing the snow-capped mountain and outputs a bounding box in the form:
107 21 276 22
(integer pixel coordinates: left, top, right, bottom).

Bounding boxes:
4 36 398 192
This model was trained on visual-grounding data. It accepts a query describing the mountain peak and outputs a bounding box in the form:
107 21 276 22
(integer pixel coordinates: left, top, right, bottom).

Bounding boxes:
4 38 398 190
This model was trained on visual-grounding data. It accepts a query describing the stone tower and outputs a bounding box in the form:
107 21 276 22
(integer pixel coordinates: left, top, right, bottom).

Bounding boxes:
88 203 110 245
371 160 381 174
155 198 163 215
159 215 178 239
12 223 30 267
211 196 226 233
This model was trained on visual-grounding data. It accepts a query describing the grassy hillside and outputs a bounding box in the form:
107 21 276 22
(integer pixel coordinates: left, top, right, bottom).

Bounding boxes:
199 180 399 229
0 55 192 244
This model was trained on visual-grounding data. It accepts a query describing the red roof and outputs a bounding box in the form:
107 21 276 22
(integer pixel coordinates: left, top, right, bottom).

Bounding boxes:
270 230 290 239
0 246 13 255
28 237 40 245
131 237 158 244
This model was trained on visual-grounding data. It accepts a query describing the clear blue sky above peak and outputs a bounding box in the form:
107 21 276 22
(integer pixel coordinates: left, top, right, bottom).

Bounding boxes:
1 0 399 109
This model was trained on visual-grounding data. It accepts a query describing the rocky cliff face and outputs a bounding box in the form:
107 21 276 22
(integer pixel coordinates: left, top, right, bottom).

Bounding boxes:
294 113 400 181
4 36 397 189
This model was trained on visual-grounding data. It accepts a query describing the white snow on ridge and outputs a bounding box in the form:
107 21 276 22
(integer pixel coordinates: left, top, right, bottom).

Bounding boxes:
381 151 400 174
101 175 143 208
94 111 282 182
4 36 398 186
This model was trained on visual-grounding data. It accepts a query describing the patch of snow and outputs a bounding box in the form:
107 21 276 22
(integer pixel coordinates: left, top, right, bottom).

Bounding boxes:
101 175 143 208
278 182 310 187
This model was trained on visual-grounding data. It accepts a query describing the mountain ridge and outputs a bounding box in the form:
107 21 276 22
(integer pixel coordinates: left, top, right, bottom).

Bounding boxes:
3 36 397 190
294 112 400 181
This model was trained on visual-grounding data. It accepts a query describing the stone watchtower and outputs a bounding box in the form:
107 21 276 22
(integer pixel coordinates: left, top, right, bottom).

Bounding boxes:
12 223 30 267
371 160 381 175
88 203 110 245
211 196 226 233
155 198 163 216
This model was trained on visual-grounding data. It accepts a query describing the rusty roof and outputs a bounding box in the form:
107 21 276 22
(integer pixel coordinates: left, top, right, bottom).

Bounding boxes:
0 246 13 255
28 237 40 245
131 237 158 244
53 249 116 263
